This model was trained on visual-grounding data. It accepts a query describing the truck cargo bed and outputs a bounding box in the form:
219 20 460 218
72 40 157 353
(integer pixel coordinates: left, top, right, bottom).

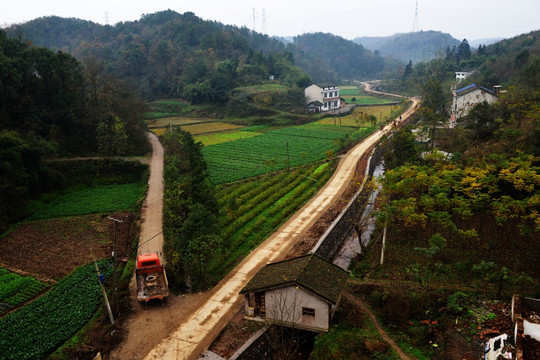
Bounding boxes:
135 265 169 302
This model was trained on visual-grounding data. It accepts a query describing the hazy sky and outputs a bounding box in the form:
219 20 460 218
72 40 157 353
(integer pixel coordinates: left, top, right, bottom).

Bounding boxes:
1 0 539 41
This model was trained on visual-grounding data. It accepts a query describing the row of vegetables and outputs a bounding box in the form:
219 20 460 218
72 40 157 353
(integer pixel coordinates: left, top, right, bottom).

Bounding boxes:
0 260 112 360
203 125 355 184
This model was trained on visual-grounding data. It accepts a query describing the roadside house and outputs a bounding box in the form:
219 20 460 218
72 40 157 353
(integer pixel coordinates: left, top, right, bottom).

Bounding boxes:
305 83 341 112
451 83 498 121
240 254 349 333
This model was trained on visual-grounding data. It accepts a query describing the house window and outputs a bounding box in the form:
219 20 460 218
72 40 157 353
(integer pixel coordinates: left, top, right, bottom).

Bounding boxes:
302 307 315 317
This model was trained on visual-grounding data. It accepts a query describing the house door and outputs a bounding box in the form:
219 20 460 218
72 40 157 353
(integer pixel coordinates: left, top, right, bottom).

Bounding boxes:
254 292 266 317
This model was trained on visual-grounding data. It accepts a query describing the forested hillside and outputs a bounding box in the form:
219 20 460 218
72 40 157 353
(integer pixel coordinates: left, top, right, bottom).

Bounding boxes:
0 30 149 231
293 32 387 80
6 11 311 101
355 30 460 63
6 11 397 96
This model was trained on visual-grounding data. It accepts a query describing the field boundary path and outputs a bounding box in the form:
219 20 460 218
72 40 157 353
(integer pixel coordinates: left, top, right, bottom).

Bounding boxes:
143 96 419 360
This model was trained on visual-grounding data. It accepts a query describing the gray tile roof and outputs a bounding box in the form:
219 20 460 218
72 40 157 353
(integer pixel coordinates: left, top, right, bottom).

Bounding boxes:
240 254 349 305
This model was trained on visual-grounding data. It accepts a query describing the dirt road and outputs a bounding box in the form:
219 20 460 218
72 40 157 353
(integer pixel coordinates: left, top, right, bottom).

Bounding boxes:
142 98 419 360
110 133 209 360
138 132 165 256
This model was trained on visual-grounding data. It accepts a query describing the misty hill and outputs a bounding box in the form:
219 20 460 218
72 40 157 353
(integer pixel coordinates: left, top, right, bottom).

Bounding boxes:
354 30 460 63
468 37 505 48
292 32 386 81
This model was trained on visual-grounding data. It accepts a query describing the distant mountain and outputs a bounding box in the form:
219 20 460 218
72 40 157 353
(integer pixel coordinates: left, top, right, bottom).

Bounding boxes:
354 30 461 63
468 37 505 48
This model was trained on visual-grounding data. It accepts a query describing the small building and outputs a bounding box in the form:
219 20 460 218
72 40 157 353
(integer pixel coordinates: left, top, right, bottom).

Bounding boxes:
455 70 475 81
307 100 323 114
451 83 498 120
305 83 341 112
240 254 349 333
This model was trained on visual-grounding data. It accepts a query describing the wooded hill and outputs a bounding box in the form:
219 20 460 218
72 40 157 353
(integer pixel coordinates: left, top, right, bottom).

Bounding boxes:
5 11 392 98
354 30 461 63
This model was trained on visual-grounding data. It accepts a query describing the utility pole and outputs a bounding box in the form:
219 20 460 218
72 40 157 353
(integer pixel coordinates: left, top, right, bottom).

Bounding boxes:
108 215 123 314
92 254 115 325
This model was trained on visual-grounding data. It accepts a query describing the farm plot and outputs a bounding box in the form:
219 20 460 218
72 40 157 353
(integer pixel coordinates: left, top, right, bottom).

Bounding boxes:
202 124 356 184
147 117 206 128
194 130 261 146
340 85 394 104
0 260 112 360
209 162 335 280
0 268 47 314
317 105 397 126
181 122 244 135
29 183 146 220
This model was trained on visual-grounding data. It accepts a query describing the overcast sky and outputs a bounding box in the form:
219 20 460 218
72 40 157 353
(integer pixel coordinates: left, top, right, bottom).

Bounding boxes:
1 0 539 41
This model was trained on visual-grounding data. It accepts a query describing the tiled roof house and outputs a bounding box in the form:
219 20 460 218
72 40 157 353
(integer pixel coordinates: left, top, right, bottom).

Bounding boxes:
240 254 349 332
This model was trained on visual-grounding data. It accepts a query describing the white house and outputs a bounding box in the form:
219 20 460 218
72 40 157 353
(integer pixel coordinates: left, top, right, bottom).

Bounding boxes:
305 83 341 112
455 71 475 81
451 83 499 122
240 254 349 333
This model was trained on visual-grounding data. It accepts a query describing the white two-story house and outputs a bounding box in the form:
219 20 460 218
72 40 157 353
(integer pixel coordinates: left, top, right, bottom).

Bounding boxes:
305 83 341 113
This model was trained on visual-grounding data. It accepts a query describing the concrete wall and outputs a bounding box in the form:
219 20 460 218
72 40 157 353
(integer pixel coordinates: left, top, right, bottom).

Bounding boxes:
314 145 384 261
265 286 329 332
452 88 497 119
305 84 322 104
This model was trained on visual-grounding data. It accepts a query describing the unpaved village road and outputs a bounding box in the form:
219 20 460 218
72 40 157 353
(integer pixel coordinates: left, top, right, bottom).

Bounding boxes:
138 132 165 256
141 96 419 360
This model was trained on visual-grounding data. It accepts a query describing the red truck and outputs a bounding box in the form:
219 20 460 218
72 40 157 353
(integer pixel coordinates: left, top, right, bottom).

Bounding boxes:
135 253 169 305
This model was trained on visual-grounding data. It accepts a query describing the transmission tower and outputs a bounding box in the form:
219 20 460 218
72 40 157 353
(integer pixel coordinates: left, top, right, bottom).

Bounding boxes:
412 0 419 32
262 9 267 34
252 8 256 32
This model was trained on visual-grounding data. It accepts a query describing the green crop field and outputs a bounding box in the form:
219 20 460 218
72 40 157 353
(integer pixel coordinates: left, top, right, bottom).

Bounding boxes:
339 87 361 96
210 162 336 280
30 183 146 220
202 123 361 184
194 130 262 146
0 268 47 314
317 105 397 126
234 83 288 93
0 260 112 360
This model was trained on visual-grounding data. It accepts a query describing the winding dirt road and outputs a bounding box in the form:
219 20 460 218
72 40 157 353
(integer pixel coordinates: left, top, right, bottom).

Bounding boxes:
141 96 419 360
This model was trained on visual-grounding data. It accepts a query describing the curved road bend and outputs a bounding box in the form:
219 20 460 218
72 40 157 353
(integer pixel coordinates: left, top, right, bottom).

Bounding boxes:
143 96 419 360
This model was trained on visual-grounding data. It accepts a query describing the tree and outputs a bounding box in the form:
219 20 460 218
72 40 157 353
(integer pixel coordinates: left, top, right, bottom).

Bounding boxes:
456 39 471 63
403 60 413 79
97 116 128 157
383 128 417 169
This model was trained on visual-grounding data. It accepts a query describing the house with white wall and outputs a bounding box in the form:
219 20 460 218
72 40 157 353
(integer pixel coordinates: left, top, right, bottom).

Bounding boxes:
455 70 475 81
240 254 349 333
305 83 341 112
451 83 499 122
